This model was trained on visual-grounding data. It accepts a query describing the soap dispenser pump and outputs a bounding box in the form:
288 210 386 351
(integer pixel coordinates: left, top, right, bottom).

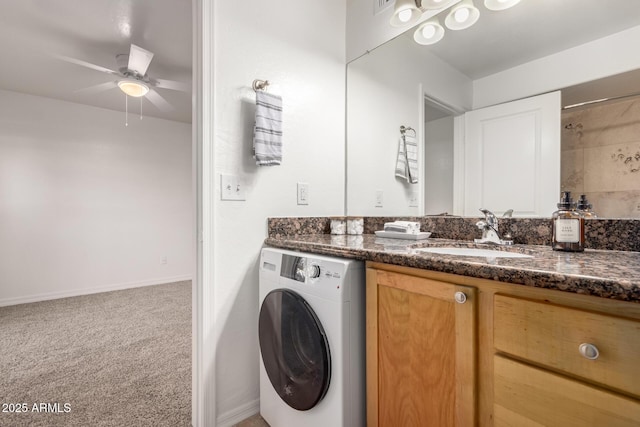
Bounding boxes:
577 194 598 218
552 191 584 252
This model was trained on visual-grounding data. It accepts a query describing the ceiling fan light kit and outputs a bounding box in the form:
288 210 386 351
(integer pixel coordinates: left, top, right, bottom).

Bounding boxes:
117 79 149 97
392 0 521 46
53 43 188 125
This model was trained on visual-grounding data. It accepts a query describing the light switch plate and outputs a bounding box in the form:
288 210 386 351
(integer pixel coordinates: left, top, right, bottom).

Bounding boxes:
409 191 419 207
297 182 309 205
375 190 384 207
221 174 246 201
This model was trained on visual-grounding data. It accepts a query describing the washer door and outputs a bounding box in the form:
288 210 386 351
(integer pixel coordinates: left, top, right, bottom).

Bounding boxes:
259 289 331 411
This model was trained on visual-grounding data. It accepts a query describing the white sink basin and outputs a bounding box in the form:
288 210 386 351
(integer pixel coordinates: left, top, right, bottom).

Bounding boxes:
416 247 533 258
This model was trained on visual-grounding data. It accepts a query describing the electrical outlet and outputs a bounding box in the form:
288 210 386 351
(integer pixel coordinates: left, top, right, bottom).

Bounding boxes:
161 256 167 265
375 190 384 208
220 174 246 201
297 183 309 205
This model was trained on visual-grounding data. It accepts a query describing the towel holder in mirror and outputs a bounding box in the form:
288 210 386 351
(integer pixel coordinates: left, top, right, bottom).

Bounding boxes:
400 125 416 137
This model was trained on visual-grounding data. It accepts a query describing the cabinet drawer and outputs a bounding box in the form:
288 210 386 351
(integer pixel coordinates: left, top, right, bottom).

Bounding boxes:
493 294 640 397
494 356 640 427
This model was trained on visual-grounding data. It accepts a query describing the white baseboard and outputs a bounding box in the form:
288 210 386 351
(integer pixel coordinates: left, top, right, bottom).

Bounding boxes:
216 399 260 427
0 275 193 307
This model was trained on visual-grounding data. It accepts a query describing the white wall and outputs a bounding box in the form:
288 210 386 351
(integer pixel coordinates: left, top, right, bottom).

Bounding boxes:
473 25 640 108
210 1 346 424
0 89 192 306
346 35 471 216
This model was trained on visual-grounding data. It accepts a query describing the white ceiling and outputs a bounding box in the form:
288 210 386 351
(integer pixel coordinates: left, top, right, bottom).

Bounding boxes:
0 0 192 123
416 0 640 80
2 1 638 124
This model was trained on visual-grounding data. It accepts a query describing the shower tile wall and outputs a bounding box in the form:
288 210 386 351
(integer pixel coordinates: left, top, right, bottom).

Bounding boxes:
561 96 640 218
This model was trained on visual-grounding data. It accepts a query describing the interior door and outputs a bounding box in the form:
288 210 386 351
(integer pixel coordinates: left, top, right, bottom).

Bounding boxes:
457 91 561 217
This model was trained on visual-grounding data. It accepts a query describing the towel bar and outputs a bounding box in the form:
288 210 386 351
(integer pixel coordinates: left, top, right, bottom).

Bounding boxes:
252 79 270 92
400 125 416 137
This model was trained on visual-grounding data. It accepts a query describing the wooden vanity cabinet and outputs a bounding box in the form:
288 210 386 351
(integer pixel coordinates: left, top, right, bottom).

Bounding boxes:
366 262 640 427
492 295 640 427
366 266 477 427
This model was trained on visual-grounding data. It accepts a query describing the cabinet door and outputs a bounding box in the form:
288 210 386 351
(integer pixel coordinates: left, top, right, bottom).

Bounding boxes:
366 268 477 427
458 91 560 217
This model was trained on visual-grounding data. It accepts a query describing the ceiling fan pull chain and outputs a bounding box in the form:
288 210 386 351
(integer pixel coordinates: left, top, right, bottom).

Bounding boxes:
125 94 129 127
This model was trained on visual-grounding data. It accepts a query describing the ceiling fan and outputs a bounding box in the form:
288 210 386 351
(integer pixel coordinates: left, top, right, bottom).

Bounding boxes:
54 44 189 115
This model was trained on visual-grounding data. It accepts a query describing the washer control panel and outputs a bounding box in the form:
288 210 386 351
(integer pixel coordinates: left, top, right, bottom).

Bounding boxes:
279 254 343 283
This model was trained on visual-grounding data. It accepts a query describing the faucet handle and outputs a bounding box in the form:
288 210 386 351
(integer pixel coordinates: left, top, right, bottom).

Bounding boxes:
479 208 497 226
502 209 514 218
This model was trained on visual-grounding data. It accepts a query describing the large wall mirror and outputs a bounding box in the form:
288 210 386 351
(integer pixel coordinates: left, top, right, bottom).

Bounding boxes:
346 0 640 218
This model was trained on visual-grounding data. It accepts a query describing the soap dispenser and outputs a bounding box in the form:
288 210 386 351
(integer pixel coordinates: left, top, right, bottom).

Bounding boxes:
552 191 584 252
577 194 598 218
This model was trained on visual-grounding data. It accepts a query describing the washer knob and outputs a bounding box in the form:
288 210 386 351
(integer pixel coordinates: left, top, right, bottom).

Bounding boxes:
308 264 321 279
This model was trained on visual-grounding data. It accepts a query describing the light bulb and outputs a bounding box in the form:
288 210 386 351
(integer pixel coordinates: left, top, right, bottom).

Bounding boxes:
454 7 470 23
117 80 149 97
422 25 437 39
398 8 413 23
485 0 521 11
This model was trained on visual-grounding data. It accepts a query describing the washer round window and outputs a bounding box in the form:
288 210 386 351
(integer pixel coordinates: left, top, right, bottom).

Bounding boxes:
259 289 331 411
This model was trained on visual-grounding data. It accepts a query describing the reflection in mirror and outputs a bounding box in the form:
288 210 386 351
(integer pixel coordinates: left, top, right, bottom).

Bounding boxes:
346 1 640 218
561 74 640 218
346 33 470 217
423 98 456 215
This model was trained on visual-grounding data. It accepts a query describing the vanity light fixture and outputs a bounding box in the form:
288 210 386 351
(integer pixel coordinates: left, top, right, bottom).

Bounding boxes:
404 0 522 46
117 79 149 97
444 0 480 30
421 0 459 10
484 0 520 11
390 0 423 27
414 18 445 45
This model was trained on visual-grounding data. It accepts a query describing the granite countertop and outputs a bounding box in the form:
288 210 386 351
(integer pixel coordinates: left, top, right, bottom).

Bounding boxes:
264 234 640 303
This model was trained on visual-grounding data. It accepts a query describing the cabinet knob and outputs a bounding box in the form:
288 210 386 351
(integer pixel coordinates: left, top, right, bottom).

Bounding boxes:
454 291 467 304
578 343 600 360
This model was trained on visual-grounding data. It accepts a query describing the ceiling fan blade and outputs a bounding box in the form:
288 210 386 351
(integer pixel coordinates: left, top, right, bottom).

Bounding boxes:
154 78 190 93
74 81 118 95
52 54 119 76
128 44 154 76
146 88 174 112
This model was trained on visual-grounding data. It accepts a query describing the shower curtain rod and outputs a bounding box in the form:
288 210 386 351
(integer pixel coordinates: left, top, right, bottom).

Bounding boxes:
563 91 640 110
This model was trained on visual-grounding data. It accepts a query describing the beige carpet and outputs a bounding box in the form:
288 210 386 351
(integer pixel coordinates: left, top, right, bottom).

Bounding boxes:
0 281 191 427
234 414 269 427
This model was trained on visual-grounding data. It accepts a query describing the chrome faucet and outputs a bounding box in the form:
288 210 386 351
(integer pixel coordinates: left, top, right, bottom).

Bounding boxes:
475 208 513 245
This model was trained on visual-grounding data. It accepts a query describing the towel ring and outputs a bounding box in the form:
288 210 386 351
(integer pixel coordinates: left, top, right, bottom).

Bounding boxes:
252 79 270 92
400 125 416 137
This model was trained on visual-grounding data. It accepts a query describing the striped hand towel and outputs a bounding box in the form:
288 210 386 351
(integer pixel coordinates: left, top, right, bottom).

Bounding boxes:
395 133 418 184
253 91 283 166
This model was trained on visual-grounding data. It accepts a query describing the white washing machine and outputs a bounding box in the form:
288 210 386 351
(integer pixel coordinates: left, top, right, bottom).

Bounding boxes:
258 247 365 427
